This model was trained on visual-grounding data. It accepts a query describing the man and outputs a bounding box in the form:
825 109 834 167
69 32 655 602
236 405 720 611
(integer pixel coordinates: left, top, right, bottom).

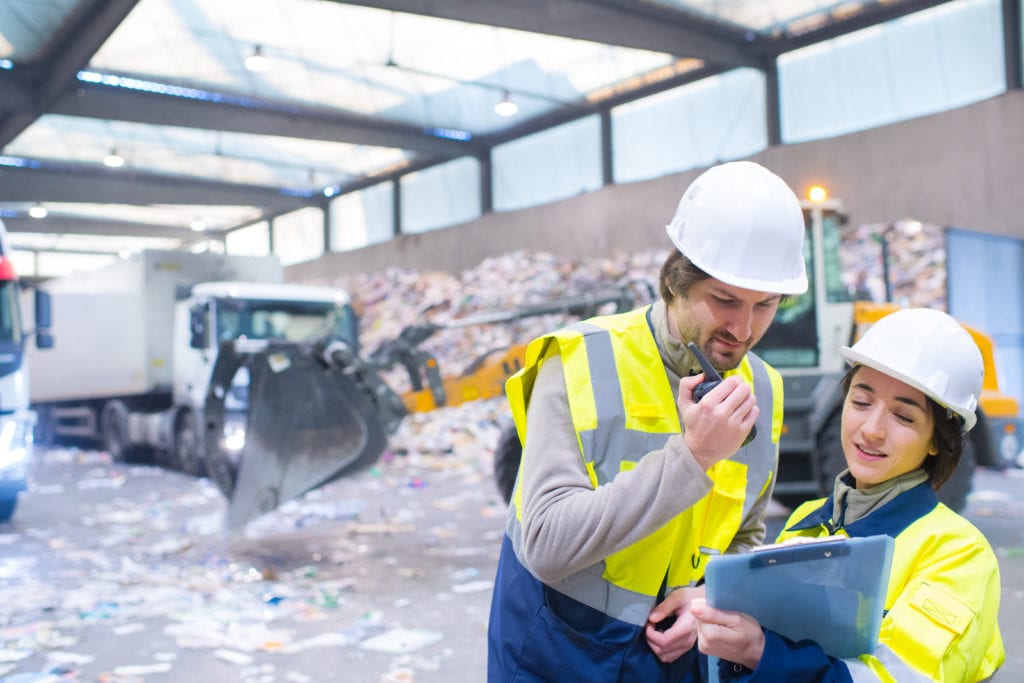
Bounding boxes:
487 161 809 681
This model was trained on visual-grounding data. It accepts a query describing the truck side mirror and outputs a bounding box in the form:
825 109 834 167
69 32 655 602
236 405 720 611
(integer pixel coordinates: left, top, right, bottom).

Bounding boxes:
190 304 208 349
34 290 54 349
35 290 52 329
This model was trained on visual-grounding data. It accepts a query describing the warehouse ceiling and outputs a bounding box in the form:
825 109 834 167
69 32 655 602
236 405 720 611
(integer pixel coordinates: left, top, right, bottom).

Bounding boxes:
0 0 950 258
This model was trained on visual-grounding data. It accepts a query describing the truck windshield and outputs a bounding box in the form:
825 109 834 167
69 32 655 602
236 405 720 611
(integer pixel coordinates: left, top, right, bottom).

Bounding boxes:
0 280 23 347
215 298 358 347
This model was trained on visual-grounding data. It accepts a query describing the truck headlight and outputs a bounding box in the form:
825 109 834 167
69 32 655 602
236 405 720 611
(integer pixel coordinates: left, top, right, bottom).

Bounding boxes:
0 418 32 472
222 418 247 453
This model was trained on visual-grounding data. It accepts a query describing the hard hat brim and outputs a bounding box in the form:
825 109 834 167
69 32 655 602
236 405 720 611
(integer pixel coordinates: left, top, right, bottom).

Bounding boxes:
666 227 809 295
840 346 978 432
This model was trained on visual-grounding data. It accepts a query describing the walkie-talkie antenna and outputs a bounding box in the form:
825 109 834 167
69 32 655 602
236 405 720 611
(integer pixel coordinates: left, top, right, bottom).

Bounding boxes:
688 342 722 382
688 342 722 402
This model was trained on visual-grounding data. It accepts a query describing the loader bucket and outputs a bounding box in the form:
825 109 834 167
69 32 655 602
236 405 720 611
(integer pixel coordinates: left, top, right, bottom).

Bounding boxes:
205 339 405 529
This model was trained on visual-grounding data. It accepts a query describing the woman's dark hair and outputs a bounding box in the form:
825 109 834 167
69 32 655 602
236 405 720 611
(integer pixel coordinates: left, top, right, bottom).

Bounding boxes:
842 366 965 490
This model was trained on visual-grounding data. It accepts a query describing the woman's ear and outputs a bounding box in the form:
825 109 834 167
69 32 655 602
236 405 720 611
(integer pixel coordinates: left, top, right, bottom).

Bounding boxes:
927 442 939 457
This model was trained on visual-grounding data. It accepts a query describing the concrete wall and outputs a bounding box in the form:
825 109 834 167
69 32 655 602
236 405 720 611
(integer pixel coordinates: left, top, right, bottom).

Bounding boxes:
287 90 1024 282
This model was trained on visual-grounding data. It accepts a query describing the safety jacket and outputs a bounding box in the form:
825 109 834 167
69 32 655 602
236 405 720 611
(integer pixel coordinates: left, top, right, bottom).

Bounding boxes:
489 307 783 680
723 480 1004 682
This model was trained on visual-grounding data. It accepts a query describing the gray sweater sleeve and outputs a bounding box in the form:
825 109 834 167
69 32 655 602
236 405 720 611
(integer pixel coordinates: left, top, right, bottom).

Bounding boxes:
517 355 714 584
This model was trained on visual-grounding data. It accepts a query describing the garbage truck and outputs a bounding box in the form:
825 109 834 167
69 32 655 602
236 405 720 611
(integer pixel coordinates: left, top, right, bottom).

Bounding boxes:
26 250 406 527
0 219 52 522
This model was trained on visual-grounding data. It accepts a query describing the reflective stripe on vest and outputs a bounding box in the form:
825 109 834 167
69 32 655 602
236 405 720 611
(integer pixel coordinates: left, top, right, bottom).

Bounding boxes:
506 306 781 626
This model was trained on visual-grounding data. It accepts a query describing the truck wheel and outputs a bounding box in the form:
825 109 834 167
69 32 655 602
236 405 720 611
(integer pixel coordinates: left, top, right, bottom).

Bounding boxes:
100 400 132 462
34 405 55 446
174 410 206 477
494 424 522 504
816 409 846 496
0 494 16 522
938 438 976 512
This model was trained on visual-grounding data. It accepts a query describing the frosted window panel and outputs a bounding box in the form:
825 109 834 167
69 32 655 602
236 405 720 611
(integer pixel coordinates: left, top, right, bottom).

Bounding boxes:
226 222 270 256
779 0 1005 143
493 115 602 212
330 183 394 252
613 69 767 184
273 208 324 266
400 157 481 234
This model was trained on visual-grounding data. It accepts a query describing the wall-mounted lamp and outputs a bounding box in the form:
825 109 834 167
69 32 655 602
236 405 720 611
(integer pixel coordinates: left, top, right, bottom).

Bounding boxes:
494 90 518 117
28 204 48 219
244 45 271 73
103 148 125 168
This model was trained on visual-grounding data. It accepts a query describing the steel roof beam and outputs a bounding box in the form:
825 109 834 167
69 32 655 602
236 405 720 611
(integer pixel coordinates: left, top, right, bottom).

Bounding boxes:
0 165 315 210
50 79 480 157
0 0 141 146
335 0 761 68
2 214 199 240
759 0 955 56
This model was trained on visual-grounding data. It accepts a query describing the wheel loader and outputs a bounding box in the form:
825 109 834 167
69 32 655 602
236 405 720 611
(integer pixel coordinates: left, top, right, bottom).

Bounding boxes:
26 250 408 529
472 199 1021 512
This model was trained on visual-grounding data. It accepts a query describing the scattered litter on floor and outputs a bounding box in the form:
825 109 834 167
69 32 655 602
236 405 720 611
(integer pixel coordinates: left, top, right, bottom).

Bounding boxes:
358 629 443 654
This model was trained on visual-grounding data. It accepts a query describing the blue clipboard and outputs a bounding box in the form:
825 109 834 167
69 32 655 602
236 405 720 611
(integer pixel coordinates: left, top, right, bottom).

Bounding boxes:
704 534 894 679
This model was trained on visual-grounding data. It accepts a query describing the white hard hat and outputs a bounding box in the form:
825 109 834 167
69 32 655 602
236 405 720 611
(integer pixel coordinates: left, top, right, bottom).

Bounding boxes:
840 308 984 431
665 161 807 295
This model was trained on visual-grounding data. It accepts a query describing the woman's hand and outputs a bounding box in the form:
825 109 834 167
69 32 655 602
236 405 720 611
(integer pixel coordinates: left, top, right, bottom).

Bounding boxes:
691 598 766 670
645 585 706 662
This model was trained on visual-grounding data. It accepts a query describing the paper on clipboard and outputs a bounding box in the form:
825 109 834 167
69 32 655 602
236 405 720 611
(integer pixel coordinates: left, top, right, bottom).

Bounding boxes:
704 534 894 679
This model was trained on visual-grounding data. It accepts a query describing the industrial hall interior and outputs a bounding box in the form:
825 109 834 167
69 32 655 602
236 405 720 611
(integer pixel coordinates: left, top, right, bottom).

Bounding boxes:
0 0 1023 682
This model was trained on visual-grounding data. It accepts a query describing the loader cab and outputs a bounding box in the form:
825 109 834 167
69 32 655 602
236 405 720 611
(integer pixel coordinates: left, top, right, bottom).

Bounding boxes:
753 197 860 507
755 198 856 375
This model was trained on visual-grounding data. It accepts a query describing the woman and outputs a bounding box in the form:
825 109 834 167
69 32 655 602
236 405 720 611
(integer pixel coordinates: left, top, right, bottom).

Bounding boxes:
691 308 1005 682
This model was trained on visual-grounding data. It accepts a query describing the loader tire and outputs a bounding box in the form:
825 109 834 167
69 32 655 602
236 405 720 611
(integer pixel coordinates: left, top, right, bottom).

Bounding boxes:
174 410 206 478
938 437 975 512
494 424 522 504
816 409 846 496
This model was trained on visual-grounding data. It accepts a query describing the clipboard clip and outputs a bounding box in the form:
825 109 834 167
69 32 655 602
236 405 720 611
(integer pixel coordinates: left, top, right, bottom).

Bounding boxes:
692 546 721 569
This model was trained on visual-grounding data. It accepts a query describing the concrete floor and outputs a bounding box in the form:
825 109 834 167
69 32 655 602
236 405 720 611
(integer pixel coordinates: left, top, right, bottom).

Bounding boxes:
1 433 1021 682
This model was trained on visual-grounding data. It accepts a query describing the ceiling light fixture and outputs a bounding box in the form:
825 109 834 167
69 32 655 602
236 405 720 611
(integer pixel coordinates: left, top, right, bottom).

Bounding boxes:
28 204 48 219
190 218 207 232
494 91 519 117
244 44 271 73
103 148 125 168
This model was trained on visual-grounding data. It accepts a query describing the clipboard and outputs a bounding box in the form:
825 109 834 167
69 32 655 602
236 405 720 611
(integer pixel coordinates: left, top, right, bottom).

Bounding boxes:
704 534 894 679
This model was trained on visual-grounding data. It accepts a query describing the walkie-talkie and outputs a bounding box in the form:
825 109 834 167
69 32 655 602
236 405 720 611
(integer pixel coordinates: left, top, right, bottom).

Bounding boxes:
687 342 757 446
